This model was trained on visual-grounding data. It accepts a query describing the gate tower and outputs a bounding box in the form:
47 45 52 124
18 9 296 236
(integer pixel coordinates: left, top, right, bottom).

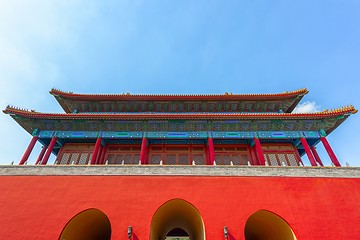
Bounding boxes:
1 88 359 240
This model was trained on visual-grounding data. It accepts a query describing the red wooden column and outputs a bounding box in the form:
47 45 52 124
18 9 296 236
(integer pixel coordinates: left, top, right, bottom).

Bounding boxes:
96 144 108 165
320 137 341 167
140 137 148 164
19 136 39 165
310 146 324 166
300 137 317 166
254 138 265 165
207 137 215 165
35 145 47 165
205 144 209 165
41 137 58 165
96 145 105 164
90 137 102 165
249 147 258 165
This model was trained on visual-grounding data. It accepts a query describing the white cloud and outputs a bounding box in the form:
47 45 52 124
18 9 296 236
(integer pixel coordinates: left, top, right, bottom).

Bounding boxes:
293 101 321 113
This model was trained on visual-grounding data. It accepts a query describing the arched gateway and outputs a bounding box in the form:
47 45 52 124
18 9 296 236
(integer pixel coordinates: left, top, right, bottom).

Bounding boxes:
244 210 297 240
150 199 205 240
59 208 111 240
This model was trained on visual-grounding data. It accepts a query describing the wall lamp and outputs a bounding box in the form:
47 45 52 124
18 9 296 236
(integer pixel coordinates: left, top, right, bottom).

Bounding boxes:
128 226 132 239
224 226 228 239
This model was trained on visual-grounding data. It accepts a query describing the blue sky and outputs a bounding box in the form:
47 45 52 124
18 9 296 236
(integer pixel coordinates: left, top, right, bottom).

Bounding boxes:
0 0 359 166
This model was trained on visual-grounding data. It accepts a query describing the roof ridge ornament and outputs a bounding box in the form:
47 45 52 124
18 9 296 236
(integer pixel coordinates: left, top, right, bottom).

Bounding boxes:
3 105 37 114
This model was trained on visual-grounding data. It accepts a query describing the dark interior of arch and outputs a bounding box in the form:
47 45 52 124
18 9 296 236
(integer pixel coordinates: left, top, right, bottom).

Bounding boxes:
59 208 111 240
245 210 297 240
167 228 189 236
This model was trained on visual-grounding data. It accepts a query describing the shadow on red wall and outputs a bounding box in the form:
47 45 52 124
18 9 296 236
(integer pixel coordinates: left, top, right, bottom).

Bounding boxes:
132 233 139 240
228 233 237 240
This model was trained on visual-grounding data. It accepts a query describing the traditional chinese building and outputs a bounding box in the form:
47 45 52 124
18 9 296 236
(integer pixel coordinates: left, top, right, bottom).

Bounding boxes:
0 88 359 240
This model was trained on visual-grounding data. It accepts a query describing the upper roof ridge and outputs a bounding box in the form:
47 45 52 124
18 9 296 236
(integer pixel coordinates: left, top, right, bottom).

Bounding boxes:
50 88 309 98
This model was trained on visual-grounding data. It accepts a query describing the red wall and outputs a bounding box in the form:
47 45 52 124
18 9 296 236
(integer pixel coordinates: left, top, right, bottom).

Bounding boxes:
0 176 359 240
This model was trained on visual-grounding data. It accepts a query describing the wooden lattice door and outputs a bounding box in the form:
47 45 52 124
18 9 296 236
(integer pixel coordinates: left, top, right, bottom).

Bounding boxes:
103 145 141 164
56 144 94 165
262 144 301 166
214 145 250 165
148 145 206 165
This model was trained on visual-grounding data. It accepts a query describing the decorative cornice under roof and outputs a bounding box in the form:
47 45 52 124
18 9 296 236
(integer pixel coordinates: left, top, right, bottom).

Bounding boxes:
4 105 356 136
3 105 357 120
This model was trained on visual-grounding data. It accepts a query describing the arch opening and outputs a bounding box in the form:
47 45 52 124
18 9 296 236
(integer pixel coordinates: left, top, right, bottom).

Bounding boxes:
59 208 111 240
244 210 297 240
150 199 205 240
166 228 190 240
